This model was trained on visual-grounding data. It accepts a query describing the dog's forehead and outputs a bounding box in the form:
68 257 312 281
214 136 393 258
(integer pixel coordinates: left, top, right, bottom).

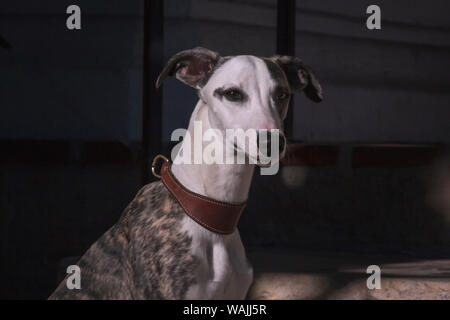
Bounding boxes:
211 55 285 86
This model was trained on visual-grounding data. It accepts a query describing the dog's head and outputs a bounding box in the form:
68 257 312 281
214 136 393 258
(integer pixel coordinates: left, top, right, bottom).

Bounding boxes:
157 47 323 164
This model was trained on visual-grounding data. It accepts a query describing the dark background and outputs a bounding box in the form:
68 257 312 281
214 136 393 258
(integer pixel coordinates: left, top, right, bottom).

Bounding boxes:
1 0 449 299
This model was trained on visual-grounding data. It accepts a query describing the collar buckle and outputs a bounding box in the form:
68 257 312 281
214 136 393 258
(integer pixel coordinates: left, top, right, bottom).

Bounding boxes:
151 154 169 179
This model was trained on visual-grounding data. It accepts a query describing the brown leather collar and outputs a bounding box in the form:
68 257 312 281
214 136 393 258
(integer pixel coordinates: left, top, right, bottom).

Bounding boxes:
159 161 246 234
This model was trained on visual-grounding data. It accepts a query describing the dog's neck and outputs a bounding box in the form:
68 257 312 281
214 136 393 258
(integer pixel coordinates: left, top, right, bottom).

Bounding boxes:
171 100 255 203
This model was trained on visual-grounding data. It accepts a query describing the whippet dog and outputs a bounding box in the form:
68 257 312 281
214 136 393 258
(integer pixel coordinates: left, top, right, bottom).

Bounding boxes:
49 47 322 300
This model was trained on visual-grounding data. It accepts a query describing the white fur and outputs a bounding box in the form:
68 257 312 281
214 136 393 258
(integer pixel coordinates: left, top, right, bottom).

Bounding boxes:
182 216 253 299
171 56 287 299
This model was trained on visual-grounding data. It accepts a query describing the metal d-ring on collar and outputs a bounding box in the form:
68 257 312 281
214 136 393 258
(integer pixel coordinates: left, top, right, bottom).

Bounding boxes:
151 154 169 179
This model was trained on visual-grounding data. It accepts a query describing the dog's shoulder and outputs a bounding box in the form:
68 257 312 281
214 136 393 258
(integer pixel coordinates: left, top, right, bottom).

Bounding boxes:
118 180 199 299
118 180 186 238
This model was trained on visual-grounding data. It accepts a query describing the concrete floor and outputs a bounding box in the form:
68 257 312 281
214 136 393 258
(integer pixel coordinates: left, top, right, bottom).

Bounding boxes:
246 248 450 300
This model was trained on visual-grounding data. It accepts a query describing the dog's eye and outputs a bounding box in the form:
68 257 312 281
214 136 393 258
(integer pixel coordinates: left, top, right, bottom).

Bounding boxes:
223 89 244 102
275 92 289 102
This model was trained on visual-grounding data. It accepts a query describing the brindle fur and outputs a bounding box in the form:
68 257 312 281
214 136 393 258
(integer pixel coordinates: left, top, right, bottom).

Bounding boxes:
49 181 198 300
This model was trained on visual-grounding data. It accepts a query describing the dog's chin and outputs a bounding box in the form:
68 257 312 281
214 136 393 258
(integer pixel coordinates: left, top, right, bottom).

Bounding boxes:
233 144 286 167
247 149 286 167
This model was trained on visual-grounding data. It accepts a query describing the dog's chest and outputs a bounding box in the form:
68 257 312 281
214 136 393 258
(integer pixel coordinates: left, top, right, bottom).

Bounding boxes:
180 216 253 299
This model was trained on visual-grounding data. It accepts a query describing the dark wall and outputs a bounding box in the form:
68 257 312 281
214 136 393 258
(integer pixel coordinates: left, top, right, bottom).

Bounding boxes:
0 0 143 142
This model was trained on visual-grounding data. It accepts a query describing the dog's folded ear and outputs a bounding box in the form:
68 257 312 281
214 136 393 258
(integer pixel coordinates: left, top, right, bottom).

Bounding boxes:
156 47 221 89
271 56 323 102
